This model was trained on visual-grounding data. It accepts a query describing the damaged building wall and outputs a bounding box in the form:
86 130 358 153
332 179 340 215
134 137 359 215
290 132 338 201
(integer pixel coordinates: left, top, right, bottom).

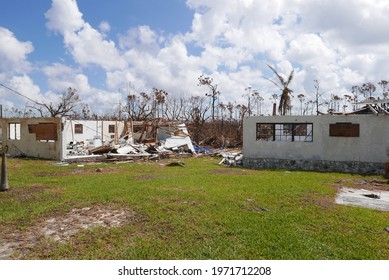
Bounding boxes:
243 115 389 174
0 117 62 160
157 123 195 153
61 119 132 159
0 117 195 161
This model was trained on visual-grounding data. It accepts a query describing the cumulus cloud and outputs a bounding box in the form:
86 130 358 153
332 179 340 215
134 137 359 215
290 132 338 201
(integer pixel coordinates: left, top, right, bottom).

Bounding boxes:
99 21 111 33
2 75 42 109
0 27 33 73
45 0 126 70
42 63 91 93
3 0 389 115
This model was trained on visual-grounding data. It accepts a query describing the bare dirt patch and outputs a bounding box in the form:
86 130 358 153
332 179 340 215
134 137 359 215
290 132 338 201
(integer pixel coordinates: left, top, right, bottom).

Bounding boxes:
0 185 62 202
334 178 389 191
211 168 252 175
0 205 138 259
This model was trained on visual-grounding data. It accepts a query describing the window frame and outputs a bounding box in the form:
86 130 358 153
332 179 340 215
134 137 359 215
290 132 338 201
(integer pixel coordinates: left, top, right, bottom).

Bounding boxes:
256 123 313 142
8 123 21 140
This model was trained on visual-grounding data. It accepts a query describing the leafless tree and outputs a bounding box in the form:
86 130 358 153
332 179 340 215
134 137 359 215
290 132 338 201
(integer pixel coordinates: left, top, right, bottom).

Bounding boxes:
358 82 376 100
126 91 153 121
164 95 186 121
297 94 305 115
34 87 80 117
198 74 220 121
378 80 389 99
185 95 210 143
153 88 168 118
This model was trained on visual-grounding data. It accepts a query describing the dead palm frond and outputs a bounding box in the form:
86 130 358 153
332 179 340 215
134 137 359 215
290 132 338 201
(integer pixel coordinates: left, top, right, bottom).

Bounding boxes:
264 64 295 115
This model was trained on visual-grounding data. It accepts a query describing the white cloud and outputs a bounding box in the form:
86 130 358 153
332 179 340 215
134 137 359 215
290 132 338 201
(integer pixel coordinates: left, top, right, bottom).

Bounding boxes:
2 75 42 110
287 34 337 66
0 27 33 73
44 0 84 33
42 63 90 93
99 21 111 33
45 0 126 70
3 0 389 115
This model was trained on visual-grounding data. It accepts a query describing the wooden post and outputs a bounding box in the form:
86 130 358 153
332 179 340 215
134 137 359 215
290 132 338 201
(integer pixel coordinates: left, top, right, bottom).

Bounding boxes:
1 145 9 191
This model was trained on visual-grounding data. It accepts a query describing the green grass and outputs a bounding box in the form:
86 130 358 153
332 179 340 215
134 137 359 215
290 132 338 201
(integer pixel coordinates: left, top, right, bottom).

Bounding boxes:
0 157 388 260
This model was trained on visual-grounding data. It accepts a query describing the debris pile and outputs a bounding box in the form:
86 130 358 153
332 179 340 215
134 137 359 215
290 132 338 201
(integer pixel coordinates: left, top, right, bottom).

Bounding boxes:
218 150 243 166
64 120 208 162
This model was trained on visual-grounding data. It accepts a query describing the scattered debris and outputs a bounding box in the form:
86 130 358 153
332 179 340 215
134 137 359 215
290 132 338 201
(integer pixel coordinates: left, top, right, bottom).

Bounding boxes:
64 120 198 163
166 161 185 167
242 198 270 212
218 151 243 166
362 193 380 199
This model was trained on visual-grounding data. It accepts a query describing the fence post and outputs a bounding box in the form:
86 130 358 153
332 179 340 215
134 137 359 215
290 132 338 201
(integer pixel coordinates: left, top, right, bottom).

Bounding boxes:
1 145 9 191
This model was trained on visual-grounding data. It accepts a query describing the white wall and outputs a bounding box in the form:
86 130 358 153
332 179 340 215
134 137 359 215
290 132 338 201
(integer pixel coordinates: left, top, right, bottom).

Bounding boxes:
243 115 389 163
61 120 132 158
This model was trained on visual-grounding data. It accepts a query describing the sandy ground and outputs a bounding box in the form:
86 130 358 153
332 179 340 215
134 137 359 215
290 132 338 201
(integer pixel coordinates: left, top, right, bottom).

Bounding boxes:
0 206 135 259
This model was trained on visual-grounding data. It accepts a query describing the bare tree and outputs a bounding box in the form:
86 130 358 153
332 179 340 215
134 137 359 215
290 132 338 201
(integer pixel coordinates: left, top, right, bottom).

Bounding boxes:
164 95 186 121
358 82 376 100
34 87 80 117
126 91 153 121
185 96 210 143
297 94 305 115
198 74 220 121
378 80 389 99
252 91 264 116
153 88 168 118
236 104 248 141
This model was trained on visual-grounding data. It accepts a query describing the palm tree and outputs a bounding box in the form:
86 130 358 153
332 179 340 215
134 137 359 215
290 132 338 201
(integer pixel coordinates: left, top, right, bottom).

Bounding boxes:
265 64 294 115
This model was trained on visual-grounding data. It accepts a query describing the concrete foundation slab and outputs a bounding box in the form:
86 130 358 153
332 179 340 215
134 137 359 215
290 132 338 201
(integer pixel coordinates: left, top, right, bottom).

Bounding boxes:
335 187 389 211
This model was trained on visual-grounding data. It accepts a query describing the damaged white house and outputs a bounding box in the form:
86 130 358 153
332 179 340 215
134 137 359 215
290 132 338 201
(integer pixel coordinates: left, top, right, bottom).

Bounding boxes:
0 117 194 161
243 114 389 174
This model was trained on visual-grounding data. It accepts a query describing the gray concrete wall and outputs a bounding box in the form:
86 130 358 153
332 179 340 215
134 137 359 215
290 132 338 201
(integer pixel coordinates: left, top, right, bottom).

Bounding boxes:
243 115 389 174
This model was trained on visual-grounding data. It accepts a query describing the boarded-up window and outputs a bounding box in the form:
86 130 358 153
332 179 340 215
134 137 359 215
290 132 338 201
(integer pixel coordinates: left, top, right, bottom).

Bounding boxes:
74 124 83 134
9 123 21 140
28 123 57 141
329 123 359 137
109 125 115 133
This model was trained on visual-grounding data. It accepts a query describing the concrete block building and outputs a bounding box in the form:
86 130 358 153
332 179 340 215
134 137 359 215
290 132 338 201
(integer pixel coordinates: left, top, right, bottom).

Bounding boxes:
243 115 389 174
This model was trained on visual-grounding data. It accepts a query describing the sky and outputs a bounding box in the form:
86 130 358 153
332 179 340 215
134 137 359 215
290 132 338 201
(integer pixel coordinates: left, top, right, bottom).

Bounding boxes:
1 0 389 116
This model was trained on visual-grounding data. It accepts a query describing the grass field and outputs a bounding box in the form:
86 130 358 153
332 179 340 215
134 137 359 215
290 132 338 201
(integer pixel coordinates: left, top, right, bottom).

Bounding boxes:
0 156 388 260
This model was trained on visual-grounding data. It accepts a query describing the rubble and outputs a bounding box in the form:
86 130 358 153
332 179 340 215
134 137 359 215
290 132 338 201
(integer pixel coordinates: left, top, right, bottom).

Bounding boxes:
64 120 199 163
217 150 243 166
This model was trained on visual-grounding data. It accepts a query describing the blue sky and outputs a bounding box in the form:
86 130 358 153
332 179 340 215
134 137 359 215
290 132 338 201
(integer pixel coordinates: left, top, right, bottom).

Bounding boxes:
1 0 389 116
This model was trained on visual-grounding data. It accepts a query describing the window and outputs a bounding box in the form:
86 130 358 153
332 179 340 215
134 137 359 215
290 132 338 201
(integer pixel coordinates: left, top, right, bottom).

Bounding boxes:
9 123 21 140
256 123 313 142
256 123 274 141
275 124 293 141
108 125 115 133
74 124 83 134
